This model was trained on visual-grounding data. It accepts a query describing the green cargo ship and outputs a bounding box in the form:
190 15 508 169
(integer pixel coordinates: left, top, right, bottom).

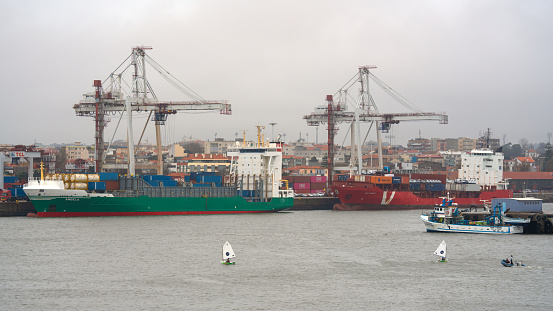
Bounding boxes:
24 141 294 217
27 193 293 217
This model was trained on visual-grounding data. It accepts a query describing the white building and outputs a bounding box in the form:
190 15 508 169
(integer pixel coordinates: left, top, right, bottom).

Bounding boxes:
458 149 504 186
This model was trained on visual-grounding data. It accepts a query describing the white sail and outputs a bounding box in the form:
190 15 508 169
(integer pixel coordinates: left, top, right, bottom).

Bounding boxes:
434 240 447 258
222 241 236 260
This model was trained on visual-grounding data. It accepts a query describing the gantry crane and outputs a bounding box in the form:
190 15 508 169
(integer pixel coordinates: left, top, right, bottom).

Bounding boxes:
304 66 448 180
74 46 231 175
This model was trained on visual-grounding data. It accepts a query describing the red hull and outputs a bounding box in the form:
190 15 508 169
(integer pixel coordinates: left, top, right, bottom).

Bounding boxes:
332 183 512 211
34 210 278 217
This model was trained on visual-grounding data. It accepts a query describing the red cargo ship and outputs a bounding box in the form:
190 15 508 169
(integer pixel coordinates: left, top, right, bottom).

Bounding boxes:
331 174 512 210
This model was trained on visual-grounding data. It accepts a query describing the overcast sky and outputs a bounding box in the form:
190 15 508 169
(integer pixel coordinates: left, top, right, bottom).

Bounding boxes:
1 0 552 148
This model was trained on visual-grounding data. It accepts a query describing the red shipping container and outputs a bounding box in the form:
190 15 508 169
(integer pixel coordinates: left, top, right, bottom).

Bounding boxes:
294 189 310 194
310 176 327 183
105 181 120 191
310 182 326 190
293 176 311 183
293 182 311 190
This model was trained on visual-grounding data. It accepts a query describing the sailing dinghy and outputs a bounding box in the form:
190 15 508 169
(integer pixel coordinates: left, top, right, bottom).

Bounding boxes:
434 240 447 262
222 241 236 265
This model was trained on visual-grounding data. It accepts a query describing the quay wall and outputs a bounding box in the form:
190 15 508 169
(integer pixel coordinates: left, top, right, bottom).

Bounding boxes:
0 201 35 217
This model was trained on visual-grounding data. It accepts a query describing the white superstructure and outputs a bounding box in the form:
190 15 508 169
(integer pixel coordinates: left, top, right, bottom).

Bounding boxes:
458 149 504 186
227 139 293 199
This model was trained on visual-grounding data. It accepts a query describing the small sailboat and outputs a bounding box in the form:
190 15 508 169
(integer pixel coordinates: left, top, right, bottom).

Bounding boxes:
434 240 447 262
222 241 236 265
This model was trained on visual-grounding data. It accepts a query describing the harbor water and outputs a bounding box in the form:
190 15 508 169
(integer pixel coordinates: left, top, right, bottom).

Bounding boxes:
1 205 553 310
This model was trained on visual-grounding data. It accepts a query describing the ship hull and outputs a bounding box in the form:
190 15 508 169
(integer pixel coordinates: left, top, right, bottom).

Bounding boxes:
420 215 523 234
333 185 512 211
28 195 293 217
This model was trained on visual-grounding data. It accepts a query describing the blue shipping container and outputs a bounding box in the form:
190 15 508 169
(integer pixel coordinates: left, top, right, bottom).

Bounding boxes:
161 180 177 187
200 175 222 183
193 183 212 188
184 175 190 182
144 175 172 182
88 182 106 191
197 172 216 176
337 175 349 181
4 176 17 183
392 177 402 185
145 180 160 187
9 188 26 198
99 172 119 181
409 184 421 191
426 183 445 191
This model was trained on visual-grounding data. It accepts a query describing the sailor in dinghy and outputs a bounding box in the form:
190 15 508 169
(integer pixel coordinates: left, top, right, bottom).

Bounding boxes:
222 241 236 265
434 240 447 262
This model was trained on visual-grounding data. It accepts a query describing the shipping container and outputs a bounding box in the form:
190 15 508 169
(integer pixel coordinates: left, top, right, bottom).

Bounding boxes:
294 189 310 194
192 183 212 187
391 177 402 185
161 180 177 187
310 176 327 183
409 183 421 191
199 175 222 184
371 176 392 184
310 182 326 190
9 187 26 198
425 183 445 191
74 182 88 190
409 173 446 184
311 189 325 194
105 181 120 191
144 175 172 182
145 180 160 187
294 182 311 190
338 174 349 181
73 174 88 182
88 174 100 182
99 172 119 181
291 176 311 183
88 182 106 191
3 176 17 184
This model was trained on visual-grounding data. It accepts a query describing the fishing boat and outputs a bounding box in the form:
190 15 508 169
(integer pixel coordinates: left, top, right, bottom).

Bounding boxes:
222 241 236 265
420 200 523 234
23 129 294 217
434 240 447 262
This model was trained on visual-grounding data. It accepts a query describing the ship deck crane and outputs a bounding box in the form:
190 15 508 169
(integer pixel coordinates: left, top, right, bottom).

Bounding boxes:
303 66 448 181
74 47 231 175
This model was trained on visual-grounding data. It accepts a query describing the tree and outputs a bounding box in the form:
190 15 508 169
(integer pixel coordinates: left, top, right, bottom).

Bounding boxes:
322 155 328 167
502 143 524 160
546 158 553 172
183 142 204 154
55 147 67 173
542 142 553 172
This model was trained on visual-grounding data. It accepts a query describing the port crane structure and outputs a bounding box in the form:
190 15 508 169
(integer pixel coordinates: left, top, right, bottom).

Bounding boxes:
303 66 448 184
74 47 231 175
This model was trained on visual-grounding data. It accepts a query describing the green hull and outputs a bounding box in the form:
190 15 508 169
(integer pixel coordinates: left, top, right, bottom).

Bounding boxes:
28 195 293 217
